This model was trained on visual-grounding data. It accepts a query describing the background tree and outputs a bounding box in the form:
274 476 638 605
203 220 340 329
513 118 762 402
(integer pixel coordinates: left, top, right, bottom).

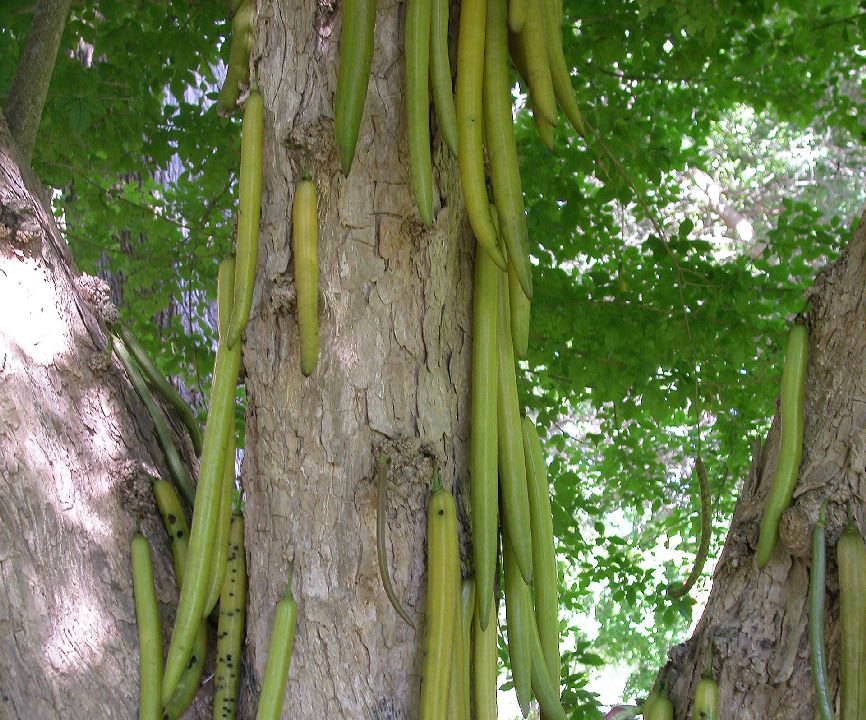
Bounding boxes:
2 0 866 717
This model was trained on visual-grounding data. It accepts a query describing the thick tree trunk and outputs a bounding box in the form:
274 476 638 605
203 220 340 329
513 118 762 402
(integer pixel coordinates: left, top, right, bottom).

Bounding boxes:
9 0 864 716
239 0 471 716
0 117 205 717
668 212 866 718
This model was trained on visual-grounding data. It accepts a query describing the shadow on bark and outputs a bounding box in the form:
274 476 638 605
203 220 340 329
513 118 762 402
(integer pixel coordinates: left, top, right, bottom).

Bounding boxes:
0 111 209 718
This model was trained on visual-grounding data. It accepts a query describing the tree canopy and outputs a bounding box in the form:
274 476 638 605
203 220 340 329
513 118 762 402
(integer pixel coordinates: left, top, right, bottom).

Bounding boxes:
3 0 865 714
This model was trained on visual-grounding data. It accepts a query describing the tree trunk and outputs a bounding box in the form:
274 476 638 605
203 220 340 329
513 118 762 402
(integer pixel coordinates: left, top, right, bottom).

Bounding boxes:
0 115 206 718
238 0 471 716
4 0 72 164
668 212 866 718
7 0 864 715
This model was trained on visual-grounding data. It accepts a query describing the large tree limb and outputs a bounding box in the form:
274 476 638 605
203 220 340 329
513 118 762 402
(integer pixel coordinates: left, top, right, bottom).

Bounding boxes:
667 211 866 717
4 0 72 164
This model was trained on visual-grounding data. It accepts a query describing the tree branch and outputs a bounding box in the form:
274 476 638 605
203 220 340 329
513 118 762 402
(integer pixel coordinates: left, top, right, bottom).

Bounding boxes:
4 0 72 165
689 168 754 242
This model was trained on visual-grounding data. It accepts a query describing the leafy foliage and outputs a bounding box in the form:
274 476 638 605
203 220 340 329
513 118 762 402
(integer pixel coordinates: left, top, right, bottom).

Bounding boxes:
515 0 866 704
3 0 866 714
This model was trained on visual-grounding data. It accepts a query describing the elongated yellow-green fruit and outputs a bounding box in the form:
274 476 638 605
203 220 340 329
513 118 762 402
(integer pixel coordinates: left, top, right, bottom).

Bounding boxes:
471 243 500 631
376 457 416 628
446 581 467 720
522 417 559 695
544 0 584 136
292 178 320 375
497 273 533 583
213 515 247 719
668 457 712 599
508 264 531 358
509 33 556 149
534 110 555 150
694 675 718 720
165 609 207 718
151 477 189 572
484 0 533 301
643 689 659 717
150 479 205 718
756 319 808 568
456 0 507 270
460 578 475 717
131 533 163 720
419 480 459 720
217 0 254 116
255 566 299 720
334 0 376 173
405 0 434 225
203 428 236 617
508 0 529 32
473 593 497 720
113 337 196 506
162 534 208 720
838 511 866 720
527 604 566 720
226 89 264 350
218 255 236 340
510 0 557 127
429 0 458 155
162 259 241 703
503 535 532 717
119 326 203 456
648 694 674 720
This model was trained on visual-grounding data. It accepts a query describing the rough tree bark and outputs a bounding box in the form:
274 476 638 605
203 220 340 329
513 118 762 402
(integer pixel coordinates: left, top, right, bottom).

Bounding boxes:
668 212 866 718
5 0 863 716
0 116 205 717
238 0 472 716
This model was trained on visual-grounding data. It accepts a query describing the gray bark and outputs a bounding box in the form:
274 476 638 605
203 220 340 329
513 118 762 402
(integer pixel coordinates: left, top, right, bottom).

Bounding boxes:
4 0 72 164
668 211 866 718
0 115 207 718
238 0 471 716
